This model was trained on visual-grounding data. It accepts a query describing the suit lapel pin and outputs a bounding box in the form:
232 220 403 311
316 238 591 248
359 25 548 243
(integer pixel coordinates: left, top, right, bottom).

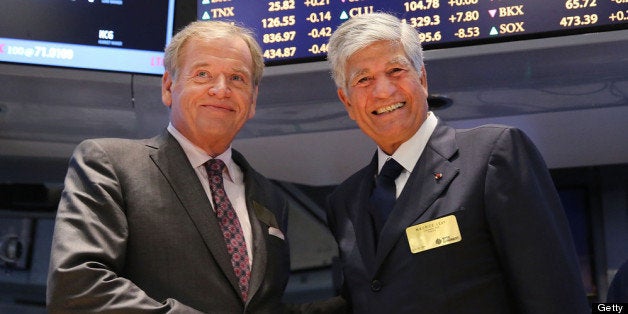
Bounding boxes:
433 172 443 180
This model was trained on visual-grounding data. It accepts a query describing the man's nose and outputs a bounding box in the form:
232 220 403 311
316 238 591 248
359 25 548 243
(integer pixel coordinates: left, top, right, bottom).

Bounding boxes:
208 75 231 98
372 77 395 98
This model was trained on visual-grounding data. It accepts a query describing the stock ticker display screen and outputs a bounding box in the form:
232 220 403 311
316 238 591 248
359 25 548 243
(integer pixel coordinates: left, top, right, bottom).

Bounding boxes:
0 0 175 75
197 0 628 65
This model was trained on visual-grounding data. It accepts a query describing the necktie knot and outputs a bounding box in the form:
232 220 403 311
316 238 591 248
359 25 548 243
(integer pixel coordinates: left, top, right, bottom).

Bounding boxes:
206 158 226 176
379 158 403 181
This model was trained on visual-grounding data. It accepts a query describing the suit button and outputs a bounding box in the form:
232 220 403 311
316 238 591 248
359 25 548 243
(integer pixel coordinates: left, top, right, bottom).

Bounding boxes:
371 279 382 292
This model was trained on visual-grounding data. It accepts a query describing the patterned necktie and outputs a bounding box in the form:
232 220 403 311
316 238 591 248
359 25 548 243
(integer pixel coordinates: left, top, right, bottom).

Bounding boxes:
205 159 251 301
369 158 404 234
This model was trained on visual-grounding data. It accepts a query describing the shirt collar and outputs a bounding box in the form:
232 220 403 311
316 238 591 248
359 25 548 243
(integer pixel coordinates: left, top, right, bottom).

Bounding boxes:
167 123 242 183
377 112 438 173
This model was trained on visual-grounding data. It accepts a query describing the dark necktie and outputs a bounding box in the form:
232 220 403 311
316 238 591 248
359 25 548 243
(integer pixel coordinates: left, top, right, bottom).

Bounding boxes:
205 159 251 301
369 158 404 233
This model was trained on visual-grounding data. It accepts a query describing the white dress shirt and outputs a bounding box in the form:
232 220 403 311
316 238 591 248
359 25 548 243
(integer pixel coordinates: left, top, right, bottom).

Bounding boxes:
167 123 253 265
376 112 438 198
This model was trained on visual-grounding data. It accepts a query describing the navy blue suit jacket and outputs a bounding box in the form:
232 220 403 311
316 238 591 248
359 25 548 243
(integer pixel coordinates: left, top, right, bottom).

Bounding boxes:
607 259 628 302
327 122 590 313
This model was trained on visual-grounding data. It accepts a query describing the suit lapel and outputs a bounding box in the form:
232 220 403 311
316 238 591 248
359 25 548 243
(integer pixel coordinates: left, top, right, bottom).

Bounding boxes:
232 150 267 303
148 132 242 298
245 198 266 304
375 123 460 269
350 157 379 275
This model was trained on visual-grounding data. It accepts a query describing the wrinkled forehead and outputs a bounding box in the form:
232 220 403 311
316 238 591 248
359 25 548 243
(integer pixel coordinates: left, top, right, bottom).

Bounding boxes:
345 43 411 77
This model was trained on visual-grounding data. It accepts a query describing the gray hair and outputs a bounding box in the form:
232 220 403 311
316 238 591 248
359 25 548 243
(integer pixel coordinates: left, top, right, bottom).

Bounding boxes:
164 20 264 86
327 12 424 91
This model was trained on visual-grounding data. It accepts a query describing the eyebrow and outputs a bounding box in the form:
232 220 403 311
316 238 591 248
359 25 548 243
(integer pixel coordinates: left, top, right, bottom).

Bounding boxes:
348 69 370 82
389 56 412 67
231 66 252 78
188 61 252 77
348 56 411 82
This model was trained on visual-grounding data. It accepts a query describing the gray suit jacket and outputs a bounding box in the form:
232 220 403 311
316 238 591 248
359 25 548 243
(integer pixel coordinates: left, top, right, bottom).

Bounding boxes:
47 132 290 313
327 122 590 313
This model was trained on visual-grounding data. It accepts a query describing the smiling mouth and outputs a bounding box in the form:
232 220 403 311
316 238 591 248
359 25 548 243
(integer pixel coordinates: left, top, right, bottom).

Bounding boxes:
372 102 405 115
203 104 234 112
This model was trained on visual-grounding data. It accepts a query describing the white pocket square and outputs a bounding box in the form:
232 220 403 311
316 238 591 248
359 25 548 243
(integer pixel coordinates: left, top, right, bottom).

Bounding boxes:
268 227 285 240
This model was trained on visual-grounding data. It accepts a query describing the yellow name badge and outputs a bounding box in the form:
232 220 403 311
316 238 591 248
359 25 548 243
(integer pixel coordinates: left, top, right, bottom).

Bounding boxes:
405 215 462 254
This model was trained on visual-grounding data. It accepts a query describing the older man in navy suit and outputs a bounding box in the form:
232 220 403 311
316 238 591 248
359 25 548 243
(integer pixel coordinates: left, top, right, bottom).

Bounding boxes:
325 12 590 313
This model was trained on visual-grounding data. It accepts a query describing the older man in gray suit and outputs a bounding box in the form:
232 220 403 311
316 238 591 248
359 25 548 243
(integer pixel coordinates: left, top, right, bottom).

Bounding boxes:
47 21 291 313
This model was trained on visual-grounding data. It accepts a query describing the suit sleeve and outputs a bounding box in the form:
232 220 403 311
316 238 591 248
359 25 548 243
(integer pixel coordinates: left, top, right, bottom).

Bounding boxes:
46 140 203 314
483 128 590 313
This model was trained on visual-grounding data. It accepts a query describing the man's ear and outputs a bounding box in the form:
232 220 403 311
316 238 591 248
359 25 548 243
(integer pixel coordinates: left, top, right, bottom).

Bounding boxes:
337 88 356 121
248 86 258 119
161 71 173 108
420 66 428 91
